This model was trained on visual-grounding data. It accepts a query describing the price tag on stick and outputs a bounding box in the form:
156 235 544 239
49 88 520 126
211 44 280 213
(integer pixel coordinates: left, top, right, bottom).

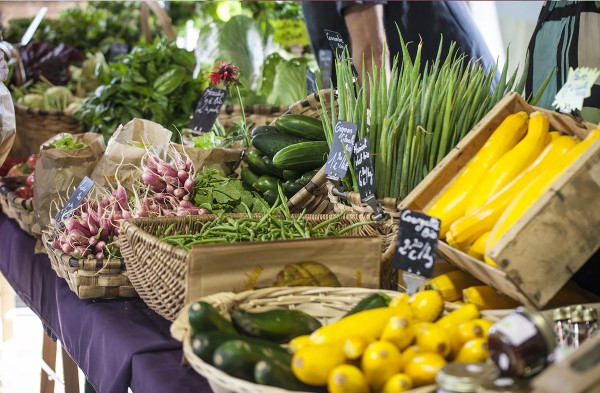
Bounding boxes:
325 120 358 180
324 29 358 79
393 209 441 294
553 67 600 114
55 176 95 229
188 87 227 134
354 137 376 200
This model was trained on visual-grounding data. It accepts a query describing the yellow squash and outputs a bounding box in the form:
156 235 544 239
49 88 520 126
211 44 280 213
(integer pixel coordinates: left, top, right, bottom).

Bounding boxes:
429 270 482 301
380 373 413 393
485 128 600 266
549 130 562 141
328 364 370 393
292 343 347 386
404 353 447 387
463 285 520 310
454 338 490 363
466 111 551 214
361 341 403 392
380 316 415 351
426 112 528 237
409 290 444 322
415 323 451 357
447 134 578 249
450 319 494 356
435 304 480 333
466 231 491 260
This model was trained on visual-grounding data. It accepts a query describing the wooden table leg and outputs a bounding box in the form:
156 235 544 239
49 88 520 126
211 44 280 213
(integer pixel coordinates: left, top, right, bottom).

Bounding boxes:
40 332 57 393
0 273 15 342
62 344 80 393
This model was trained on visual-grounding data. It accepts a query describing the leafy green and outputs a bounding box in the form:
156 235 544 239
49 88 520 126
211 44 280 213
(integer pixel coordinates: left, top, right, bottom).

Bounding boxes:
264 55 310 105
192 132 221 149
193 168 266 214
51 135 86 150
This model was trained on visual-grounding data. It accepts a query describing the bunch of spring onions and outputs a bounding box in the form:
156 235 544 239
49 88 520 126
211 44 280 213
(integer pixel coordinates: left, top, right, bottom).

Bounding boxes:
321 35 551 200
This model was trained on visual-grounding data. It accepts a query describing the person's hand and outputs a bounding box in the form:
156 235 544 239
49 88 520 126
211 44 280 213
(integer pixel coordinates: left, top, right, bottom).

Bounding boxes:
343 3 390 86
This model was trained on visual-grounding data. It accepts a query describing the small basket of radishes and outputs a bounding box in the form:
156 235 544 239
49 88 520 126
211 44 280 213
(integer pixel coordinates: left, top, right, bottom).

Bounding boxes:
0 154 37 235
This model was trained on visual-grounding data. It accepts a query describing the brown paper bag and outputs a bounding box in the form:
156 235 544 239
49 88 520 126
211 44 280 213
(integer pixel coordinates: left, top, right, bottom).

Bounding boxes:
90 118 172 191
185 236 382 302
33 133 105 232
0 77 16 166
171 143 242 176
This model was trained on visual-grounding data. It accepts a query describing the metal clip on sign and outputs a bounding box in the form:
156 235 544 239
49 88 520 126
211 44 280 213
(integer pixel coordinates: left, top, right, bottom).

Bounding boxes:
328 178 386 222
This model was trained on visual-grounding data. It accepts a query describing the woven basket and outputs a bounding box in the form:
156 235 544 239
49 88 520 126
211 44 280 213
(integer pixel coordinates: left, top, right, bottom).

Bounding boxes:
171 286 509 393
327 184 402 218
41 232 137 299
119 213 398 321
0 176 37 236
219 104 290 130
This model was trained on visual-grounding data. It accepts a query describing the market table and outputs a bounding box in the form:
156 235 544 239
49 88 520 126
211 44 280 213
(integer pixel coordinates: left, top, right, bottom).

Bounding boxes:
0 213 212 393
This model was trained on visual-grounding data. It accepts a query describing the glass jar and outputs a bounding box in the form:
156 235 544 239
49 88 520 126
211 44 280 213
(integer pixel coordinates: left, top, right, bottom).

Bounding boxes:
476 377 531 393
487 307 556 378
553 307 569 346
436 363 499 393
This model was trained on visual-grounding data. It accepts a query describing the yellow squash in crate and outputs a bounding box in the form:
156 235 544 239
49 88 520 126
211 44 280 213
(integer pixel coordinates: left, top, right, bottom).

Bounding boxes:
328 364 370 393
463 285 520 310
466 231 490 260
447 134 578 249
485 128 600 267
426 112 528 237
465 111 551 214
429 270 482 301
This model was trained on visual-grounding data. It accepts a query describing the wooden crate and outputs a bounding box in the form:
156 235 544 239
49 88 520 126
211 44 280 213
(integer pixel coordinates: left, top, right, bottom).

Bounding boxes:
399 92 600 309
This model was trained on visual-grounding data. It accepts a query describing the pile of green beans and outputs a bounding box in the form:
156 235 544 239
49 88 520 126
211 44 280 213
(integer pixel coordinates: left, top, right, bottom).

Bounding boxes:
157 190 377 251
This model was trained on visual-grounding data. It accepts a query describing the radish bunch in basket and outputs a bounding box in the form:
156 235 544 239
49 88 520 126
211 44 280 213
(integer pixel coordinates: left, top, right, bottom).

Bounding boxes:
51 149 208 260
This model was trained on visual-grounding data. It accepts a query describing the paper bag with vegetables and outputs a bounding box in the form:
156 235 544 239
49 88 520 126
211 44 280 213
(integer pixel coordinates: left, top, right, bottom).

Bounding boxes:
171 143 242 176
33 133 105 232
90 118 172 191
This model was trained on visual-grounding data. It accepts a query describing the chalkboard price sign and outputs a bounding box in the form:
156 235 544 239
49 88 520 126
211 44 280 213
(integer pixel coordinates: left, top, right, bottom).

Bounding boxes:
325 120 358 180
55 176 95 228
354 137 376 199
188 87 227 133
324 29 358 79
392 209 441 278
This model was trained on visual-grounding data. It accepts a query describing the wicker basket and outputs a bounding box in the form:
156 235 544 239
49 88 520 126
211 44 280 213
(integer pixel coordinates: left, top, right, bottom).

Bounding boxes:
41 232 137 299
171 286 509 393
119 213 398 321
327 184 402 218
0 176 38 236
218 104 290 130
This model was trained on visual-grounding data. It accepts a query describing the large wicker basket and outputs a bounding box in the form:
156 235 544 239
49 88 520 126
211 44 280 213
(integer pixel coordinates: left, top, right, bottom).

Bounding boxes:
41 232 137 299
0 176 37 236
171 286 509 393
218 104 289 130
119 213 398 321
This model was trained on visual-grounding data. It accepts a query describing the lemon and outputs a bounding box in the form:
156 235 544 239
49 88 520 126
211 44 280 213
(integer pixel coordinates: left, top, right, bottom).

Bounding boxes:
361 340 403 392
380 316 415 351
328 364 370 393
380 373 413 393
288 334 313 354
409 290 443 322
292 343 346 386
404 353 447 387
415 323 451 358
454 338 489 363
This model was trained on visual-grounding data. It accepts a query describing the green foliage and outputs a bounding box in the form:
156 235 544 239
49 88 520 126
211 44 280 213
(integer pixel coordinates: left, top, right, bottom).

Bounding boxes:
51 135 85 150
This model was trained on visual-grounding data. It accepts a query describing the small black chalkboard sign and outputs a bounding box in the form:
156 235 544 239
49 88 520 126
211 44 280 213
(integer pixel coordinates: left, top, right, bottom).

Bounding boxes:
392 209 441 278
55 176 95 228
188 87 227 133
109 42 129 61
318 49 333 89
324 29 358 79
325 120 358 180
306 68 317 95
354 137 376 200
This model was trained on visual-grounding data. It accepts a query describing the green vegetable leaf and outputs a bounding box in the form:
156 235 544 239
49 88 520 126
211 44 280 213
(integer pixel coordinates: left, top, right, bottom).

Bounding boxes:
192 132 221 149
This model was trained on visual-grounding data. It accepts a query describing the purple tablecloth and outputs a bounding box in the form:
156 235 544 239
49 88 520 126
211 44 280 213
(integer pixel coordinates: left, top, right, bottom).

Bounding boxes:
0 214 211 393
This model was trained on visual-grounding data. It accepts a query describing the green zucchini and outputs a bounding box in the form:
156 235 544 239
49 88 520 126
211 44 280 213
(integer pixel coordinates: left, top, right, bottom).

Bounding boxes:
282 169 304 181
343 292 392 318
251 125 278 138
188 301 237 335
262 189 278 205
254 359 325 392
272 141 329 170
253 175 280 194
212 339 291 382
251 131 306 158
232 308 322 344
246 150 284 178
191 331 283 365
240 167 260 190
282 180 304 198
275 114 326 141
298 169 320 185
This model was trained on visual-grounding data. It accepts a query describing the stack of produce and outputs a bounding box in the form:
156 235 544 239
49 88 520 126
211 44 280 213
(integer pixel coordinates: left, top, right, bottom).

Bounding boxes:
426 110 600 267
2 154 36 199
241 114 328 204
186 290 496 392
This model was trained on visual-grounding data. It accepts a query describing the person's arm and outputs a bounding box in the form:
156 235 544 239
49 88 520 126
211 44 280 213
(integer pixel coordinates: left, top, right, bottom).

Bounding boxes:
343 4 390 83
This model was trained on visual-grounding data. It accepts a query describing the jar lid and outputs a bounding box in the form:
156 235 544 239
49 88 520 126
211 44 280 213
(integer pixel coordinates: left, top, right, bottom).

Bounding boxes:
436 363 500 393
583 307 597 322
517 307 556 353
476 377 531 393
553 307 568 321
571 308 584 323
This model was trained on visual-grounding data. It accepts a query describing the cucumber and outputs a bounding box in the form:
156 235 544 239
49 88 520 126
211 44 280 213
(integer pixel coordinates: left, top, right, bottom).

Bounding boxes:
343 292 392 317
240 167 259 190
188 301 237 335
262 189 278 205
251 131 306 158
298 169 320 185
254 358 325 392
272 141 329 170
253 175 280 194
191 331 283 365
212 339 291 382
251 125 278 138
282 180 304 197
275 114 326 141
232 308 322 344
282 169 304 181
246 150 284 178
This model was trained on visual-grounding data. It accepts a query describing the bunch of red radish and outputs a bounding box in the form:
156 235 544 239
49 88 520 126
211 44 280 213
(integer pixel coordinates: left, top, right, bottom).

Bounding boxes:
51 150 208 260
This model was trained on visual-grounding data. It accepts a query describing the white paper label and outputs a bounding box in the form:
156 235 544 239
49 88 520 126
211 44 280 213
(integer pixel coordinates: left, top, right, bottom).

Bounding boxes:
494 313 537 346
553 67 600 112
